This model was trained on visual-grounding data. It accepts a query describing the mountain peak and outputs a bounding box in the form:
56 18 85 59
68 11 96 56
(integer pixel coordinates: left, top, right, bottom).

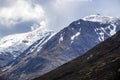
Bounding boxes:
82 14 119 23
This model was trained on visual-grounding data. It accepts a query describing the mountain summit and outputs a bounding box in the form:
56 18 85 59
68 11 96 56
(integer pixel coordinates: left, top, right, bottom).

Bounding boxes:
83 14 119 24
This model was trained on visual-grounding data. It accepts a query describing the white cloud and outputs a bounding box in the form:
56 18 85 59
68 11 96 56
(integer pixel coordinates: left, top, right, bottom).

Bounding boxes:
41 0 93 31
0 0 46 28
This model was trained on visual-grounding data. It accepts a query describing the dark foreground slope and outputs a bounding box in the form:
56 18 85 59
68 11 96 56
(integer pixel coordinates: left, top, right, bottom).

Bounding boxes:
34 31 120 80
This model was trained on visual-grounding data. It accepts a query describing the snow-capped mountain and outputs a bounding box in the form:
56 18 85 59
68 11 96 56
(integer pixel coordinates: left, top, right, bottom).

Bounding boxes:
0 27 54 68
1 14 120 80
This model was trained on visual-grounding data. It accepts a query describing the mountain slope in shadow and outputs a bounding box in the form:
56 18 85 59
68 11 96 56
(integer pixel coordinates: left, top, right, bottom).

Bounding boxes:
33 31 120 80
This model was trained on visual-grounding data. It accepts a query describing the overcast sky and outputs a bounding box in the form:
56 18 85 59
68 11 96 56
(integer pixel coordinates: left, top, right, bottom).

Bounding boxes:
0 0 120 37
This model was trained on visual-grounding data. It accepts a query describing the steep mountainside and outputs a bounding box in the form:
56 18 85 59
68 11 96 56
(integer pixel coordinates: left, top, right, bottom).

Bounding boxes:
34 30 120 80
0 27 54 69
1 15 120 80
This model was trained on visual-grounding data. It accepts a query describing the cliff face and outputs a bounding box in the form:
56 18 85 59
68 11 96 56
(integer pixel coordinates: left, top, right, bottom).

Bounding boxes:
34 31 120 80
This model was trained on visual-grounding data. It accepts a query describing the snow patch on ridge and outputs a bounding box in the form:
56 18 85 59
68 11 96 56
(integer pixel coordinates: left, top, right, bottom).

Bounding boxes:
71 32 80 40
110 23 117 35
71 32 80 43
94 24 117 42
59 34 63 43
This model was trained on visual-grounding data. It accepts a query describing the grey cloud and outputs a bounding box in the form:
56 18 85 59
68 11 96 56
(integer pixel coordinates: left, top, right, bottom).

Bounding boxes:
0 21 34 37
0 0 15 7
